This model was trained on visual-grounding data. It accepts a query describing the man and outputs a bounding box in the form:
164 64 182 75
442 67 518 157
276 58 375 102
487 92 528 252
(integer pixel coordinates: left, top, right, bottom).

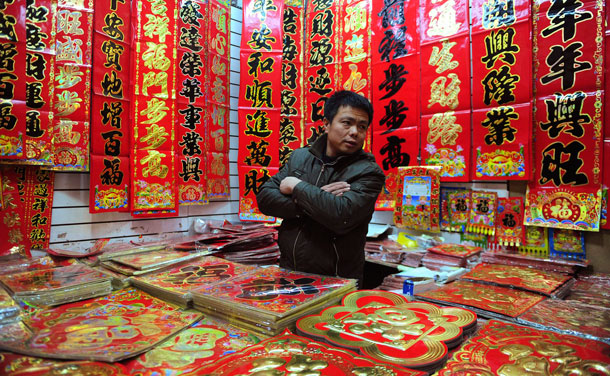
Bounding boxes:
256 90 385 285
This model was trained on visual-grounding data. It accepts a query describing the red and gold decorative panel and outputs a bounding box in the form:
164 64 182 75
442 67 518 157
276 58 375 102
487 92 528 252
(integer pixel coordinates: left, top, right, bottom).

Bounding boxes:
526 0 604 231
495 197 525 246
192 330 426 376
437 320 610 375
416 280 545 318
0 288 201 362
462 263 572 296
427 243 482 258
393 166 441 232
466 190 497 235
447 189 470 232
296 290 476 371
518 225 549 257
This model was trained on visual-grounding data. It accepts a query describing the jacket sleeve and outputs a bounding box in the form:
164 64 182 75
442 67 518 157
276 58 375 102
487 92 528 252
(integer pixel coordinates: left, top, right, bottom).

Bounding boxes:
256 153 302 219
291 164 385 235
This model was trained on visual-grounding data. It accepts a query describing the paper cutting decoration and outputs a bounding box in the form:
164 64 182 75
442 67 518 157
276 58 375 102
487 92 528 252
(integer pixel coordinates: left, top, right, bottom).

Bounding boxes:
462 263 572 297
494 197 525 246
526 0 605 231
0 288 202 362
437 320 610 375
466 191 497 235
549 228 586 260
192 330 426 376
416 280 545 318
123 314 259 375
393 166 441 232
296 290 476 372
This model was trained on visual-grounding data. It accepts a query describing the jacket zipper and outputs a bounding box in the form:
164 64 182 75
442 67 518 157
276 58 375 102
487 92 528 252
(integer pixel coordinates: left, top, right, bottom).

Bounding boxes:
332 239 339 276
293 162 326 270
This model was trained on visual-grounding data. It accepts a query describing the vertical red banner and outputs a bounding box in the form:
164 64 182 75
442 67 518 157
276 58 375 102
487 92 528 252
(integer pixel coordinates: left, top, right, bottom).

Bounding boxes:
50 0 94 171
0 0 26 160
525 0 604 231
130 0 179 218
175 0 208 205
279 1 304 166
90 0 132 213
470 0 532 181
238 0 283 222
23 0 56 166
372 0 420 210
205 0 231 200
419 0 471 182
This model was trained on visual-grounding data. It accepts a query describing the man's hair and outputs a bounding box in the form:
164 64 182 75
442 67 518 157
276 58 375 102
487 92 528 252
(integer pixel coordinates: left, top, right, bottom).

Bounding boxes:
324 90 373 125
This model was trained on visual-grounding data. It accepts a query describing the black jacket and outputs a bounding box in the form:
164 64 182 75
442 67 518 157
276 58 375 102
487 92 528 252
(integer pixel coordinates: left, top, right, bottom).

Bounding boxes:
256 134 385 284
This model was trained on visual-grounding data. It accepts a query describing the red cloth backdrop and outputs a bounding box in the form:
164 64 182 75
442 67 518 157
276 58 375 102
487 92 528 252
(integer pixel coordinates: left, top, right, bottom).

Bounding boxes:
238 0 284 222
470 0 532 181
372 0 420 210
129 0 179 218
419 0 471 182
602 7 609 229
525 0 605 231
90 0 132 213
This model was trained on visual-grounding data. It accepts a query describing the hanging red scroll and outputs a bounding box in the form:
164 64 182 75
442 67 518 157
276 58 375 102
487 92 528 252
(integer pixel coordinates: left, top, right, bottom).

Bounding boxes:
50 1 93 171
338 0 372 151
279 1 304 166
175 0 208 205
525 0 604 231
419 0 471 182
470 0 532 181
0 166 26 256
303 0 340 145
238 0 283 222
205 0 231 200
0 0 26 160
495 196 525 246
89 0 131 213
23 0 55 166
372 0 420 210
130 0 179 218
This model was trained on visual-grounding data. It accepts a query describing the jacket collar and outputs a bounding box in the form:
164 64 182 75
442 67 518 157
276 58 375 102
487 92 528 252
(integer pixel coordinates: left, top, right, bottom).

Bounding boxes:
308 133 364 164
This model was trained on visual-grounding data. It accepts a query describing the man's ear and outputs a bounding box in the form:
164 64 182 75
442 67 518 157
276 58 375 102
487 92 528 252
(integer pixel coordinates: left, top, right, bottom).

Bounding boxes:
323 118 330 133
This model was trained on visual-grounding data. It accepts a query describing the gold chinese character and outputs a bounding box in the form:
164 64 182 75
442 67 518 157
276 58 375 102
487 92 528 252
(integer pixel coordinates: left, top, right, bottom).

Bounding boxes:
211 106 226 127
211 34 226 55
56 64 83 89
142 41 171 71
141 150 169 178
211 152 225 175
55 91 82 116
427 0 461 37
55 119 81 144
56 36 83 64
343 64 366 93
212 77 225 103
428 73 460 109
143 14 170 43
210 129 225 152
3 212 20 227
57 10 84 35
142 71 168 98
429 40 459 74
345 35 366 63
427 112 462 145
212 7 227 34
147 0 168 15
8 228 23 243
139 123 169 149
140 97 169 124
211 55 226 76
344 4 367 32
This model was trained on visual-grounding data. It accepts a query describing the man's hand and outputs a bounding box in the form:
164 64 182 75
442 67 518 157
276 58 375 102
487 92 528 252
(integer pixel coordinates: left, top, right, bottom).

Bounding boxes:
321 181 350 196
280 176 302 195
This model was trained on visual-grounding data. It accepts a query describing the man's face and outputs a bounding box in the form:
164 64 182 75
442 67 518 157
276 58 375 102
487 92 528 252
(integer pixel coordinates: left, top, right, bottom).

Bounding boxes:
324 105 369 157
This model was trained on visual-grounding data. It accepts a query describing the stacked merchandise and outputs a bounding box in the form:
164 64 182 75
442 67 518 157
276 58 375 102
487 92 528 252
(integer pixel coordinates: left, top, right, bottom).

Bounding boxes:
131 256 258 308
481 250 587 274
0 256 68 276
437 320 610 375
517 298 610 344
195 331 426 375
296 290 477 374
376 274 437 295
365 238 426 267
421 243 482 269
100 249 205 277
566 272 610 310
0 287 20 324
461 263 574 298
195 225 280 265
191 266 356 336
0 264 113 307
0 289 201 362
